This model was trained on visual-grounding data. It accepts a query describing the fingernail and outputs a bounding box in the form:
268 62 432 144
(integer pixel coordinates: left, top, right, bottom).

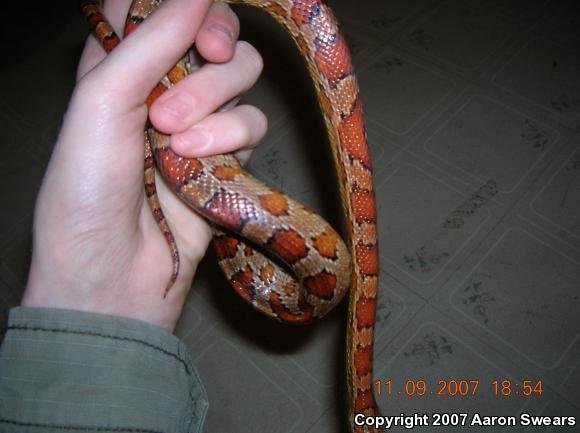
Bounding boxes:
208 23 234 44
159 92 197 121
179 126 212 149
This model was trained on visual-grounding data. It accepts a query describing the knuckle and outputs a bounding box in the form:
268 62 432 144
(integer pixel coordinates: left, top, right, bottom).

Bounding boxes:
218 3 240 33
251 106 268 136
257 108 268 131
239 105 267 144
236 41 263 75
227 112 251 145
236 117 252 144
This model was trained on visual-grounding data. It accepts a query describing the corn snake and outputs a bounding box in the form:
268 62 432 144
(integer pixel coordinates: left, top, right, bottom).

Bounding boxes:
81 0 382 431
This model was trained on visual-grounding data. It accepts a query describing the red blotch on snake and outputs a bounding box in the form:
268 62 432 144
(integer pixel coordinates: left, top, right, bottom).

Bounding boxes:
204 190 258 231
339 101 371 168
312 227 339 259
354 345 373 378
304 270 337 300
269 290 314 324
266 229 309 264
355 242 379 276
315 33 353 87
231 265 255 302
214 235 240 260
212 165 244 181
291 0 320 25
259 191 289 217
354 389 376 413
351 188 376 223
356 297 376 329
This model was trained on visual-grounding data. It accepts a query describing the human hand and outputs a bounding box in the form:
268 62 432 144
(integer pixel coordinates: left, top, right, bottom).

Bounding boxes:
21 0 267 331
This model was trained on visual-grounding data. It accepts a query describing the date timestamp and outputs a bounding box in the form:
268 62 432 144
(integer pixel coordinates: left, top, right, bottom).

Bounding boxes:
374 379 543 398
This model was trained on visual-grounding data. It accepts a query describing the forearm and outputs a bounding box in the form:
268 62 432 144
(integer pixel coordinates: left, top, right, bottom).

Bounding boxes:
0 307 208 433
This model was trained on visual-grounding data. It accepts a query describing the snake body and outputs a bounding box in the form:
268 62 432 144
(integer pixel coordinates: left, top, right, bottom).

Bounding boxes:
81 0 381 431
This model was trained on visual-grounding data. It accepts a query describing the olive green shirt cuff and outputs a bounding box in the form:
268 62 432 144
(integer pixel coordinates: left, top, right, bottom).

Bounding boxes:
0 306 208 433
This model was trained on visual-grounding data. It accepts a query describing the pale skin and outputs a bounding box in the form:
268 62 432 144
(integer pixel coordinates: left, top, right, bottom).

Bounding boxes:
22 0 267 331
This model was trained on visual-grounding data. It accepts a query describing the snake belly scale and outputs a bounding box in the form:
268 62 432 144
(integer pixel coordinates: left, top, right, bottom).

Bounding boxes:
81 0 382 431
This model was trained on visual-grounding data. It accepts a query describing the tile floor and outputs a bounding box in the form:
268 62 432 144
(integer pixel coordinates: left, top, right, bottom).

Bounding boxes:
0 0 579 432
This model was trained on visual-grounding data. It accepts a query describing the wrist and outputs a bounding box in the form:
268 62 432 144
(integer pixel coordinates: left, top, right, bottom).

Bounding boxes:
22 261 185 332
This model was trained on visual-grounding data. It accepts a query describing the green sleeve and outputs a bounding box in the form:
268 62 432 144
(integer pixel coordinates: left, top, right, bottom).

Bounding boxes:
0 307 208 433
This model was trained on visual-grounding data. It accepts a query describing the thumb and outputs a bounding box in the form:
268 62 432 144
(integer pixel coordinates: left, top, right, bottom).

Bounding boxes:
83 0 214 112
54 0 215 189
